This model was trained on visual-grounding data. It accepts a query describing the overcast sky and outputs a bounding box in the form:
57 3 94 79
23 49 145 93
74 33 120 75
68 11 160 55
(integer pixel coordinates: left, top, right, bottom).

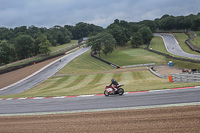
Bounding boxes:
0 0 199 28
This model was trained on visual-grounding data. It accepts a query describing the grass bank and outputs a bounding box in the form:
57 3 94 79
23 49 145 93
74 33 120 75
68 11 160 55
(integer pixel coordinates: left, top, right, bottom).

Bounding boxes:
49 40 78 52
1 33 200 98
1 48 200 98
100 47 166 66
1 67 199 98
191 31 200 47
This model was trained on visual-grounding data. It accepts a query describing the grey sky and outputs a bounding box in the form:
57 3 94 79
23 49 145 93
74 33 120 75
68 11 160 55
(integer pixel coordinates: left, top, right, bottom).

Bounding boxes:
0 0 199 28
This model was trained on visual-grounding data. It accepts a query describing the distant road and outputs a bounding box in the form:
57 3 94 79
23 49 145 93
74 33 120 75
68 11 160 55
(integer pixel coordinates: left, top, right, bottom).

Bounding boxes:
0 47 90 96
155 34 200 60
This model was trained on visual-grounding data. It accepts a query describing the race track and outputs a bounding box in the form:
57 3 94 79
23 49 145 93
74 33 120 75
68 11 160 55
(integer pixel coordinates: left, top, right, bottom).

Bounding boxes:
1 36 200 116
0 47 91 96
155 33 200 60
1 87 200 115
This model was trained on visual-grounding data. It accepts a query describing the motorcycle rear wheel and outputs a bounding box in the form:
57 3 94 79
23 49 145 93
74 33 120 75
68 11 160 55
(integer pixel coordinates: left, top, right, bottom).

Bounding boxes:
118 88 124 95
104 90 109 96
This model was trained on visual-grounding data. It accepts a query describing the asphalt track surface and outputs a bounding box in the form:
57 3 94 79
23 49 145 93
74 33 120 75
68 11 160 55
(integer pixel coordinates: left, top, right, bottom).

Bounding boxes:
0 87 200 115
0 47 91 96
155 33 200 60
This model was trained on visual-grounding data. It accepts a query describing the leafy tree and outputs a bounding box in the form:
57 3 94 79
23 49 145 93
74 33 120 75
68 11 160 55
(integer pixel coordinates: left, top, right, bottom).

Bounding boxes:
131 32 143 48
26 25 42 39
87 34 102 57
72 22 104 39
138 26 153 45
139 20 156 32
87 32 115 57
0 27 15 41
36 35 51 55
107 24 130 47
192 17 200 30
129 22 142 34
48 26 72 46
0 40 15 64
14 35 35 59
158 15 176 30
101 32 115 57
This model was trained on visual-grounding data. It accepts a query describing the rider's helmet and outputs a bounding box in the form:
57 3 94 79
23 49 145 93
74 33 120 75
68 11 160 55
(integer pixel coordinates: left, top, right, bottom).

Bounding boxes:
111 78 115 82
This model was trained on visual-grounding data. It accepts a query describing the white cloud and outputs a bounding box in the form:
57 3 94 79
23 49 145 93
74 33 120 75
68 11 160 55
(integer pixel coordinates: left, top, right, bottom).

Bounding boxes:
0 0 199 28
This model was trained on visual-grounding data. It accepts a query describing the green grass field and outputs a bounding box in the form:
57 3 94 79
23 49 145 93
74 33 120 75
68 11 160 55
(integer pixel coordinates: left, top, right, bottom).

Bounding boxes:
2 67 199 98
191 31 200 47
57 51 114 74
100 47 166 66
49 40 78 52
148 36 169 54
1 33 200 98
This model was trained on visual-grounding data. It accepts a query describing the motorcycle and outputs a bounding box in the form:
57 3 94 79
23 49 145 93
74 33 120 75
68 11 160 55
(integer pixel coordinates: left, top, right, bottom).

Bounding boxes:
104 84 124 96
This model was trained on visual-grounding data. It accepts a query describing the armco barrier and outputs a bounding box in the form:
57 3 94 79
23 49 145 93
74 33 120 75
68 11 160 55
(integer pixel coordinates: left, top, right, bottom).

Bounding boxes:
148 67 200 83
171 73 200 83
145 48 200 64
148 67 168 79
121 63 155 69
185 31 200 53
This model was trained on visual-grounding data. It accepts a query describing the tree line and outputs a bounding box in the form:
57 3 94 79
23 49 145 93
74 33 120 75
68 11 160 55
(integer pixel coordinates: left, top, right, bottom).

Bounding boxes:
1 13 200 64
87 13 200 57
0 23 103 64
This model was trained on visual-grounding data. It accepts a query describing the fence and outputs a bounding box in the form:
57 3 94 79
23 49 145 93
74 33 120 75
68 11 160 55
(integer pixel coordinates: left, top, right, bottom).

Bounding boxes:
121 63 155 69
145 48 200 64
185 31 200 53
148 67 200 83
148 67 168 79
171 73 200 83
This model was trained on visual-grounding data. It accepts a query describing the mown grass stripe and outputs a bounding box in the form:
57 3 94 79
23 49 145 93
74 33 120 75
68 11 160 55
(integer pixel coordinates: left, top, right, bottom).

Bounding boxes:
65 75 88 88
41 76 70 91
88 74 104 85
132 71 146 80
83 55 112 70
113 73 123 82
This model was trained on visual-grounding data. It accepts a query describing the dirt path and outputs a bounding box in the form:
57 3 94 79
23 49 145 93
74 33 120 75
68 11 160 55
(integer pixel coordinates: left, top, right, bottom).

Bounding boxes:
1 105 200 133
153 65 182 75
0 55 63 89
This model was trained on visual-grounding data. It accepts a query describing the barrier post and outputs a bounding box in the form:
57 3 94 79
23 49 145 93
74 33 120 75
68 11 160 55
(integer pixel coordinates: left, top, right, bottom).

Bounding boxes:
168 75 173 83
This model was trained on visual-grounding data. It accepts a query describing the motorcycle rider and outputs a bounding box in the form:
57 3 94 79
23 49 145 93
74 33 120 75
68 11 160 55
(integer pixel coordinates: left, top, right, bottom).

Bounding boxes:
109 78 119 92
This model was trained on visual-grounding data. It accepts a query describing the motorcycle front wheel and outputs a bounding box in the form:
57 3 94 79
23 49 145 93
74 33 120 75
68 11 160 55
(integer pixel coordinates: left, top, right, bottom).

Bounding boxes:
118 88 124 95
104 90 109 96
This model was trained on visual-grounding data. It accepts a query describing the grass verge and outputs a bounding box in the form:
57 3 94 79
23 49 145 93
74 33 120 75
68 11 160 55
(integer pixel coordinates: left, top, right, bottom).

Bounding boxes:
100 47 166 66
49 40 78 52
1 68 200 98
1 33 200 98
191 31 200 47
